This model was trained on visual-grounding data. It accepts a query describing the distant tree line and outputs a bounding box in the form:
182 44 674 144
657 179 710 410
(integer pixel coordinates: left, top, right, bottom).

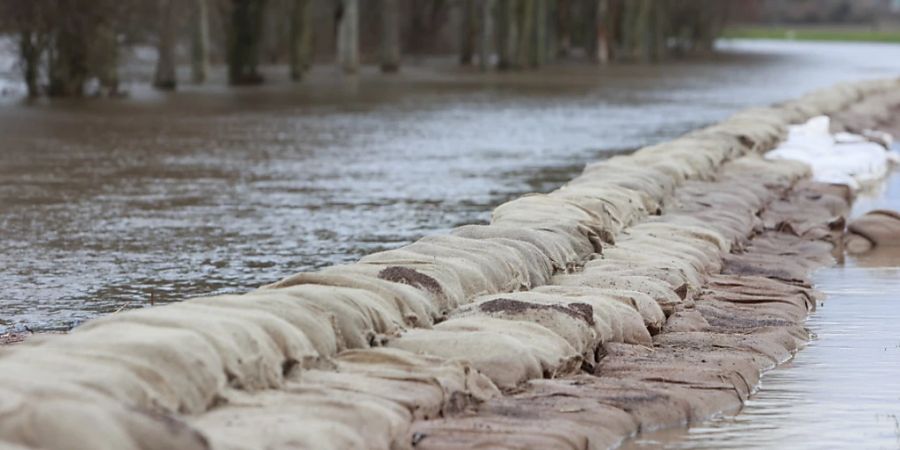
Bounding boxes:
0 0 732 98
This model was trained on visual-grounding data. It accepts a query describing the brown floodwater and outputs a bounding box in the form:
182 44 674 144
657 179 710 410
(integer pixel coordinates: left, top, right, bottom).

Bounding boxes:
621 165 900 450
2 40 900 333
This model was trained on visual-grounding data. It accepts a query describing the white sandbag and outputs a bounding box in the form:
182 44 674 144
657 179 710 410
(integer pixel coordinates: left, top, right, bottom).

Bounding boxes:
765 115 893 190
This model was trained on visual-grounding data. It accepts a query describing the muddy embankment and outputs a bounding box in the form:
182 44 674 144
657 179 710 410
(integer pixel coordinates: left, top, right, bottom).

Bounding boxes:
2 79 900 450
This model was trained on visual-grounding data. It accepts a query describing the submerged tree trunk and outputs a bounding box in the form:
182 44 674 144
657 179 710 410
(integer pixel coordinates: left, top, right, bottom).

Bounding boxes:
380 0 400 72
459 0 476 65
192 0 210 83
556 0 571 57
228 0 266 85
597 0 610 63
336 0 359 74
47 29 88 96
94 21 120 95
154 0 177 90
532 0 547 67
18 31 41 98
479 0 494 70
289 0 313 80
514 0 535 69
497 0 517 70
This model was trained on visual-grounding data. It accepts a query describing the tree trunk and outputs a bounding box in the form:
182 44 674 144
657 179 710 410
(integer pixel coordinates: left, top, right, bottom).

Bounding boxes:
479 0 494 70
47 29 88 96
289 0 313 80
597 0 610 63
620 0 639 60
94 22 120 95
556 0 571 57
337 0 359 74
497 0 517 70
459 0 476 65
532 0 547 67
515 0 535 69
228 0 266 85
380 0 400 72
154 0 177 90
19 31 41 98
192 0 210 83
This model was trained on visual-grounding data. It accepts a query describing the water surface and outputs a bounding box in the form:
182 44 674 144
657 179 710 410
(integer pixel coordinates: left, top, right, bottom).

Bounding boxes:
2 39 900 332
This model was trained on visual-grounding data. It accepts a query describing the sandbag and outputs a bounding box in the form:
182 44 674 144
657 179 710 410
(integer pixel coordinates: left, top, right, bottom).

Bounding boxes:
846 209 900 253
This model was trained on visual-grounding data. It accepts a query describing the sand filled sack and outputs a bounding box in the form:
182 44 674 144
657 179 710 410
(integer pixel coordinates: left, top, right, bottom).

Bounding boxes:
260 271 440 328
533 285 665 336
306 347 499 419
452 294 599 364
0 386 207 450
551 273 685 313
451 224 593 271
491 194 614 246
846 209 900 253
192 385 411 450
386 316 581 390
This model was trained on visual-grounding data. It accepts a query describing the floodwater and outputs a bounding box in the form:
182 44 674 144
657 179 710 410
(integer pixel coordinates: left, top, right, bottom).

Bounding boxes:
3 39 900 333
621 167 900 450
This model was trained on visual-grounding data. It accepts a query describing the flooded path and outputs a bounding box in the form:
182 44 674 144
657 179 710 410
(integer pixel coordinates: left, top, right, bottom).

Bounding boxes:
3 40 900 332
622 167 900 450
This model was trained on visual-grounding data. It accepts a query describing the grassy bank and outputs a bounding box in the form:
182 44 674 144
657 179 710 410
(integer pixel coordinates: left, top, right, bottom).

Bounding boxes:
724 26 900 43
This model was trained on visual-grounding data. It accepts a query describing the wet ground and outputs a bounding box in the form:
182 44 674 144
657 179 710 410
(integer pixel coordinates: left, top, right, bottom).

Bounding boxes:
622 163 900 450
3 39 900 333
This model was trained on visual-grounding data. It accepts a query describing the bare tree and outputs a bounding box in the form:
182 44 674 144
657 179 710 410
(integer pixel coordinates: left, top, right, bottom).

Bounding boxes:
154 0 178 90
192 0 211 83
380 0 400 72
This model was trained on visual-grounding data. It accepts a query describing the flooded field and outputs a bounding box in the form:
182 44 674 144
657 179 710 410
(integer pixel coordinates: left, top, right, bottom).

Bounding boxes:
622 167 900 450
2 39 900 333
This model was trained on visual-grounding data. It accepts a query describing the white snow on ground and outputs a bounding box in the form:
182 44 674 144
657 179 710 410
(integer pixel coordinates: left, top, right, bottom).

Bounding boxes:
765 115 897 190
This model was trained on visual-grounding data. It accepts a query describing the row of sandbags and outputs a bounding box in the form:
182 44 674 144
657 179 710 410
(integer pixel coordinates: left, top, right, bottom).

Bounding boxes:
181 151 814 448
0 78 898 450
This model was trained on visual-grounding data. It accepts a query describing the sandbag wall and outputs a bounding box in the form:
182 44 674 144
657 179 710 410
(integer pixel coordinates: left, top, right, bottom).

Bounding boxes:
1 78 899 450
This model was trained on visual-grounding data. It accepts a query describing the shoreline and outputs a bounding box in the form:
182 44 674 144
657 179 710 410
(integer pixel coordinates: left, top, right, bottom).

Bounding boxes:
1 79 899 449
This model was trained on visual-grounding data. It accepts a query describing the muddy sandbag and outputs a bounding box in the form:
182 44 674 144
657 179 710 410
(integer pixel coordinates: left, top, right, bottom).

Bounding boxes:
406 235 554 291
453 295 599 364
192 385 411 450
360 248 498 303
663 310 710 333
319 263 462 314
451 224 592 271
259 271 440 327
846 209 900 253
386 317 581 390
522 286 653 346
534 285 665 336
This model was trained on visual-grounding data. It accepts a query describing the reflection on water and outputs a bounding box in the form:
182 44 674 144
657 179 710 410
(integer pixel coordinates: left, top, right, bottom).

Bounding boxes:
622 170 900 450
3 40 900 332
